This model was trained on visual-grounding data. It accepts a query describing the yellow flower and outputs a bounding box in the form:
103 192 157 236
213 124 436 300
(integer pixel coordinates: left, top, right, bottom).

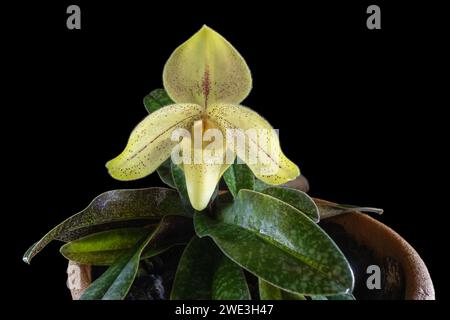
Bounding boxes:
106 26 299 210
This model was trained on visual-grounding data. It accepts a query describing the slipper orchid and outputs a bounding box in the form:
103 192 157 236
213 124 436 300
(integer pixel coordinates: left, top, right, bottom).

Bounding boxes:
106 25 300 210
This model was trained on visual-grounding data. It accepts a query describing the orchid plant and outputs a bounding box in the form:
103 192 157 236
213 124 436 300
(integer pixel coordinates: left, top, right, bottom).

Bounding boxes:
106 25 298 211
23 26 382 300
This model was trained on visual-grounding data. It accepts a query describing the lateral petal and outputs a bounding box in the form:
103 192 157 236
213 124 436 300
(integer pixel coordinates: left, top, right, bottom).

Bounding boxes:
208 104 300 185
106 104 203 181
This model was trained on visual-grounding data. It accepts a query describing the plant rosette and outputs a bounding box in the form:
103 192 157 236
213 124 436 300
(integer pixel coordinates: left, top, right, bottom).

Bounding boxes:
23 26 434 300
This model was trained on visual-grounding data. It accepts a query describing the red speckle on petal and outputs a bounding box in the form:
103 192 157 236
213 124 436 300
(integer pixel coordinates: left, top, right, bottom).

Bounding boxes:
202 65 210 106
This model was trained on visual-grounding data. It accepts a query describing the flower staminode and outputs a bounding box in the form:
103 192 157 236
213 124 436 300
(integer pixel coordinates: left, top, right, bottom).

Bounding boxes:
106 25 300 210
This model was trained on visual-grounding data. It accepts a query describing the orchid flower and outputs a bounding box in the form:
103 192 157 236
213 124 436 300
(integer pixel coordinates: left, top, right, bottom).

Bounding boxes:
106 25 300 211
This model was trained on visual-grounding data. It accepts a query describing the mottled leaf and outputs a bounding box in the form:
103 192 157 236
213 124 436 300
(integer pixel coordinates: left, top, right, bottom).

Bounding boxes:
261 187 319 222
212 253 251 300
255 175 309 193
309 293 355 300
254 178 271 192
223 162 254 198
23 188 187 264
259 278 306 300
326 293 355 300
143 88 174 114
171 236 250 300
195 190 354 295
314 198 383 220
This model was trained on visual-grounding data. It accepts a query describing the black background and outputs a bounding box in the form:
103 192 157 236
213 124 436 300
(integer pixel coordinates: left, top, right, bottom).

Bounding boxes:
5 0 445 309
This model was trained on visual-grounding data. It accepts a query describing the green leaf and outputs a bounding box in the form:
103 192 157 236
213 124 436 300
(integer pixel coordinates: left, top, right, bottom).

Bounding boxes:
171 236 250 300
255 176 310 193
210 183 219 205
223 162 254 198
171 162 193 212
157 158 176 188
61 227 155 266
212 252 251 300
79 227 156 300
260 187 319 222
326 293 355 300
23 188 187 264
60 216 193 265
259 278 306 300
143 88 174 114
313 198 383 219
309 293 355 300
254 178 271 192
195 190 354 295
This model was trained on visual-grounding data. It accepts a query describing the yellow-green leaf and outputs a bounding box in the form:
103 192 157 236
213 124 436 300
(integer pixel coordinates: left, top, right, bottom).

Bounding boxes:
79 228 155 300
163 25 252 107
60 216 193 265
106 103 203 181
60 227 157 265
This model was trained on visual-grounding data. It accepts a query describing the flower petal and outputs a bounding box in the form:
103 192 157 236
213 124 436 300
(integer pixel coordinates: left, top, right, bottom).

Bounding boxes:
106 104 203 181
163 25 252 107
181 120 235 211
184 162 229 211
207 104 300 185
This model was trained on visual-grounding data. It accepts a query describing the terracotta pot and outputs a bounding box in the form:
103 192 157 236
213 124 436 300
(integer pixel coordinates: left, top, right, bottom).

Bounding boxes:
67 183 434 299
67 261 92 300
326 212 434 300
